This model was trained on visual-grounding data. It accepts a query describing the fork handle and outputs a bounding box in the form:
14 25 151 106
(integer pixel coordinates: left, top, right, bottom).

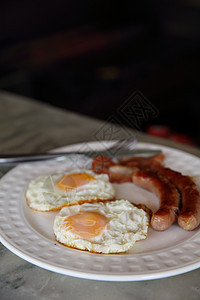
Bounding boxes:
0 149 161 164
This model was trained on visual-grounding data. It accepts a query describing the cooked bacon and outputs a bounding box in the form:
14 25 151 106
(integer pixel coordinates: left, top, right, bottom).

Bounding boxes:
108 165 138 183
92 155 138 183
91 155 116 175
92 154 164 183
118 153 165 168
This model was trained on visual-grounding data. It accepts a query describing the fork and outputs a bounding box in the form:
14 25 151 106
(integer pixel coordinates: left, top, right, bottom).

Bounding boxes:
0 135 161 164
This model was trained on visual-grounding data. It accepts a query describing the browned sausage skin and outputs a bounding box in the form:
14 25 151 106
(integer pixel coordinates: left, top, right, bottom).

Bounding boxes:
150 167 200 231
92 154 200 231
132 170 180 231
121 155 200 231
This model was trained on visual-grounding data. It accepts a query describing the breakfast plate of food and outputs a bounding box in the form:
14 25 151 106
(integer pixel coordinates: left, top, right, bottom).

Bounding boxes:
0 141 200 281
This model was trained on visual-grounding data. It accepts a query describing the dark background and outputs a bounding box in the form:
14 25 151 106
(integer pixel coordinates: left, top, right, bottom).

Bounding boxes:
0 0 200 145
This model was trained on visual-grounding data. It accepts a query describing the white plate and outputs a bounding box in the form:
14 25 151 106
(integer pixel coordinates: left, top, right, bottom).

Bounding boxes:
1 142 200 281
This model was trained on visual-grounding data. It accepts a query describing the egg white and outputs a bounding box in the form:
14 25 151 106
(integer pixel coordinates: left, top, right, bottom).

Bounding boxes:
53 199 150 254
26 169 115 211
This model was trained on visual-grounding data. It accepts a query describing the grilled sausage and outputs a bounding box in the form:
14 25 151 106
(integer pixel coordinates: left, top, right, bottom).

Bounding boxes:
132 170 180 231
151 167 200 231
92 154 200 231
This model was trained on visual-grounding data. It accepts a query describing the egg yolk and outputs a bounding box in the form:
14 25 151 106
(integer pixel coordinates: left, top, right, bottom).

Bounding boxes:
57 173 95 191
62 211 108 240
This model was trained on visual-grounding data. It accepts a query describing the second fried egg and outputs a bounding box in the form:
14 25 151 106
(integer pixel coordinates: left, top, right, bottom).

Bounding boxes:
53 199 150 253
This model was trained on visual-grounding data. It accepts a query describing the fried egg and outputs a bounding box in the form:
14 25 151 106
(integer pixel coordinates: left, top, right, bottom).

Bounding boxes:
53 199 150 253
26 170 115 211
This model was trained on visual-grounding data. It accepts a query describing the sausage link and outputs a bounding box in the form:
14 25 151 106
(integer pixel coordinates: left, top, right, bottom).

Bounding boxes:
132 170 180 231
151 167 200 231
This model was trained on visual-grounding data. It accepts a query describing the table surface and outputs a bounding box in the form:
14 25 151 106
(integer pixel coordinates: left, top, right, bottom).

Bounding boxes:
1 91 200 300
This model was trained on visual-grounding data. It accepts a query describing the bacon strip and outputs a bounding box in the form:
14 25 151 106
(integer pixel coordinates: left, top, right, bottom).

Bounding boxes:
108 165 136 183
118 153 165 168
91 155 138 183
91 155 116 175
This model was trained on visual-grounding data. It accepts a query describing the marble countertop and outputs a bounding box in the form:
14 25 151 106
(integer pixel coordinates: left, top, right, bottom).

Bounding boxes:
1 91 200 299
